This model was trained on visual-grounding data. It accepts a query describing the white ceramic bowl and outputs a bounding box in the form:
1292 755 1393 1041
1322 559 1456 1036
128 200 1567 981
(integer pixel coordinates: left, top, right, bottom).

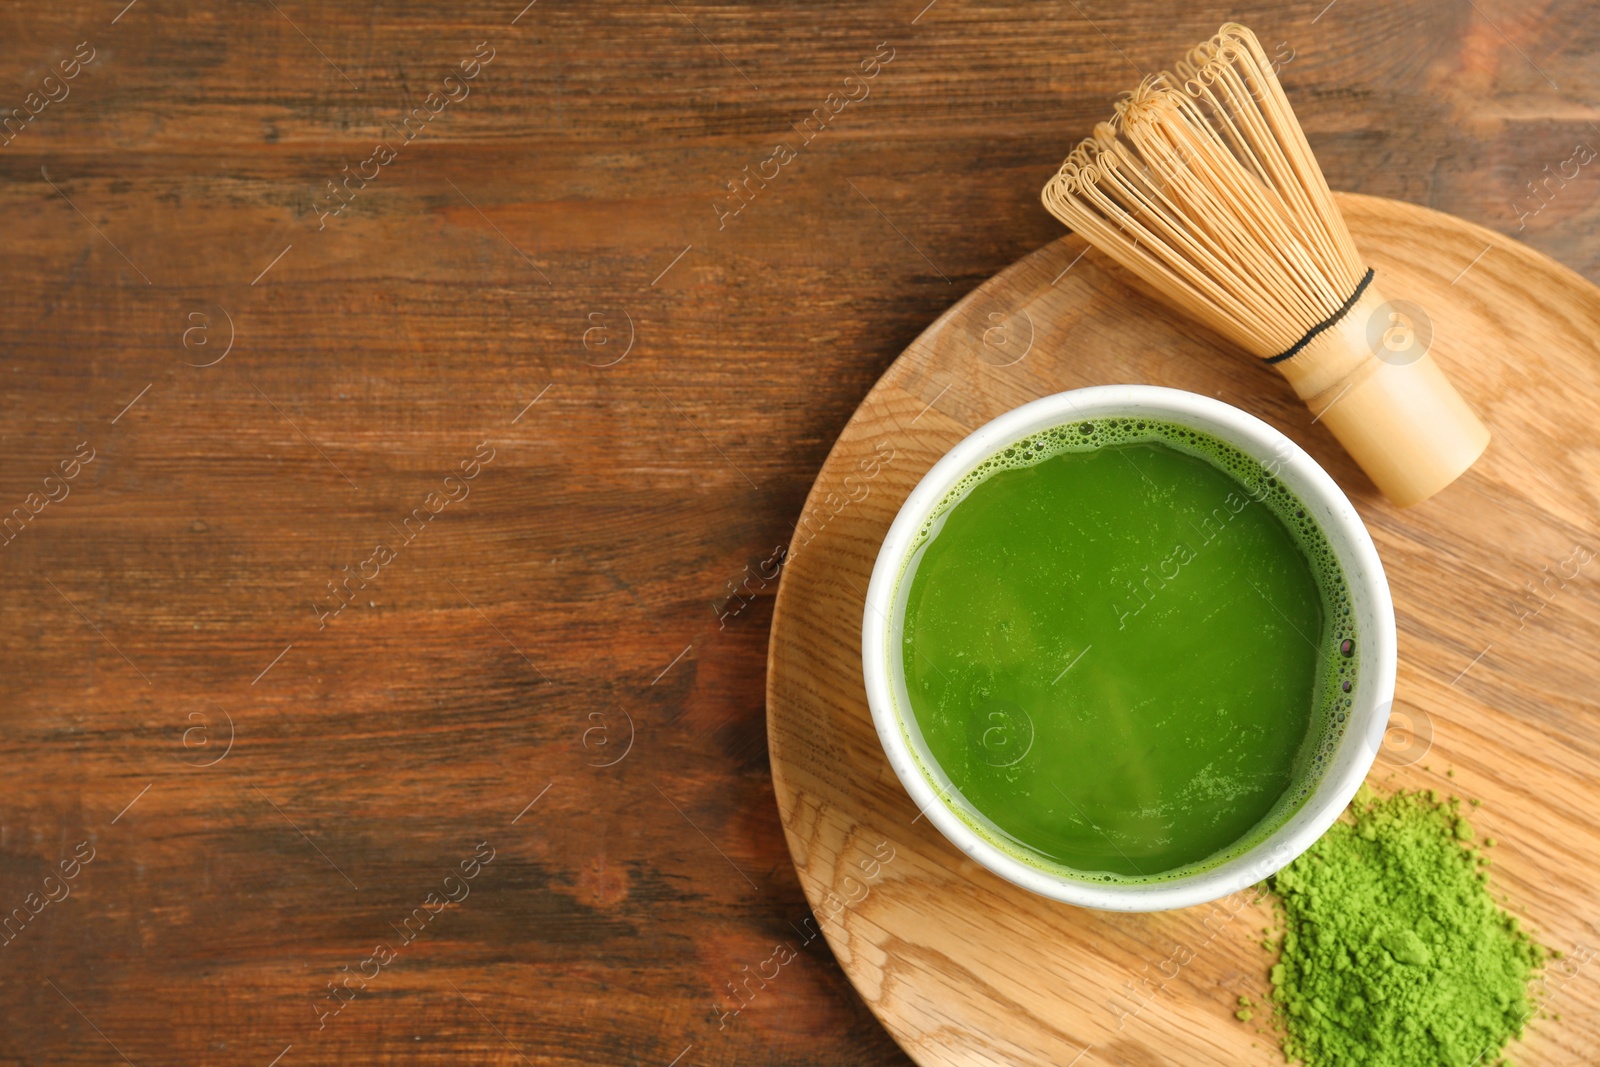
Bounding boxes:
862 385 1396 912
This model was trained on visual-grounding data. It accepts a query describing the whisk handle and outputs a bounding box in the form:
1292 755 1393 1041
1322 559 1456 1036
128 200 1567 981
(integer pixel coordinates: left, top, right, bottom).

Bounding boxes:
1274 283 1490 508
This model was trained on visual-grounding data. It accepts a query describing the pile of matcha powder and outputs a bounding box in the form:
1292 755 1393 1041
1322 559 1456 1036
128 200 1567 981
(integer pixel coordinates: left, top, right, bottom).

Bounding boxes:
1261 788 1545 1067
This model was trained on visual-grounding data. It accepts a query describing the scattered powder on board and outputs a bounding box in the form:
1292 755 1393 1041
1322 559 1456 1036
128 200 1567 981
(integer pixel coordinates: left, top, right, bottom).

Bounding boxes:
1257 788 1544 1067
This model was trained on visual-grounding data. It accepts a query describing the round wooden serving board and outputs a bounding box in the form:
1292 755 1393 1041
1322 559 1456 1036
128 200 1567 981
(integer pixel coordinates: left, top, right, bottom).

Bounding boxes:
766 193 1600 1067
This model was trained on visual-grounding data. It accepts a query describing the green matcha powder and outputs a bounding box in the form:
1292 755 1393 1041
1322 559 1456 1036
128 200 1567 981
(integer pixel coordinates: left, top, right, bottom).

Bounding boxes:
1261 788 1545 1067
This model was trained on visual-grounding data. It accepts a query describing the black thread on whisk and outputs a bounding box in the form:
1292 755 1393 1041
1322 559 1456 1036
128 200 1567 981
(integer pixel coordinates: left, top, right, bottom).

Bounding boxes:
1262 267 1376 365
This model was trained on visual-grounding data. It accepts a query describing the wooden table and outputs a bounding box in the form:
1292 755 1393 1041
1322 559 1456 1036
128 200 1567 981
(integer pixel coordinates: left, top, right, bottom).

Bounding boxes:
0 3 1593 1064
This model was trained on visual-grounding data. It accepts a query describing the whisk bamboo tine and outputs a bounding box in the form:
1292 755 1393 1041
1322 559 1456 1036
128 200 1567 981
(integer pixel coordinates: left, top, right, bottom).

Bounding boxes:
1041 22 1488 508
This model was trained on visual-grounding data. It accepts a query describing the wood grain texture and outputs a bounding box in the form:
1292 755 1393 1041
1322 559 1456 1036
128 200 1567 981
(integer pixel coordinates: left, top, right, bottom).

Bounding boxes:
767 193 1600 1065
0 0 1595 1064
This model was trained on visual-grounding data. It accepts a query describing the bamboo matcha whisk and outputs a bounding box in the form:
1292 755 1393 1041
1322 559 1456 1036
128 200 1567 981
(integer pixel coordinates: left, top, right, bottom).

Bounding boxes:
1041 23 1489 508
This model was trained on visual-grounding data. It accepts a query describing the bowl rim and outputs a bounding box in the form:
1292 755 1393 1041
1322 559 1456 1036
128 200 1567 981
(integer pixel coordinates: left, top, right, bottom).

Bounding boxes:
861 384 1398 912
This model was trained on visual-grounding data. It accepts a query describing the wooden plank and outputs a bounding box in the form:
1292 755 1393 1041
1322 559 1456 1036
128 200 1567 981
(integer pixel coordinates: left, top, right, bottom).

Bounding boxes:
0 0 1595 1062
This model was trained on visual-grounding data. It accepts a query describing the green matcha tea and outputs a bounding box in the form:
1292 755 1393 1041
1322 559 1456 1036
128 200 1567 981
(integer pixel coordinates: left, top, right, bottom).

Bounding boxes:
896 418 1357 883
